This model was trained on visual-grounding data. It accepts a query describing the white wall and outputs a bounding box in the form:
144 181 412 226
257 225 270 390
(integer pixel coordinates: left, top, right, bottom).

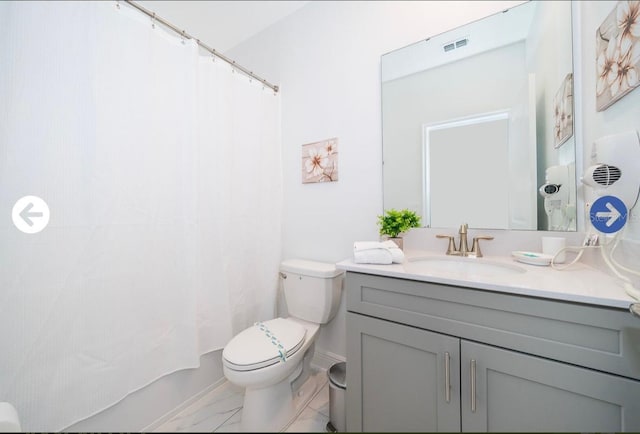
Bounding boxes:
228 0 525 359
579 2 640 241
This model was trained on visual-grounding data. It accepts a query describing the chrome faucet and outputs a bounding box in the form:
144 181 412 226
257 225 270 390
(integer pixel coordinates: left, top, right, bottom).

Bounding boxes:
436 223 494 257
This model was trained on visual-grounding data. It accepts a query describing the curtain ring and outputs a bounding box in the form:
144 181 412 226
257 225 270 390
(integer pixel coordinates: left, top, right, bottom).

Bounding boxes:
151 12 156 29
115 0 120 9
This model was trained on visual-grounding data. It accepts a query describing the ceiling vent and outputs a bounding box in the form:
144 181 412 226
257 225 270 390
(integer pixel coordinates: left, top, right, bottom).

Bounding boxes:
443 37 469 53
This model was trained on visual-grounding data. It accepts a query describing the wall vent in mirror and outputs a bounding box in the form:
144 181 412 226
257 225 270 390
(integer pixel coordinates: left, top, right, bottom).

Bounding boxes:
443 37 468 53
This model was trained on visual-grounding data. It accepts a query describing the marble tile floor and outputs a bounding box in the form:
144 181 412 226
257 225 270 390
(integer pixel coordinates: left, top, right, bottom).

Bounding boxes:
152 368 331 433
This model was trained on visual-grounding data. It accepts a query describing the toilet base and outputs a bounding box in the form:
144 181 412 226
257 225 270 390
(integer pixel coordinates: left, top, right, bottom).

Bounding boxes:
283 373 321 430
239 367 321 432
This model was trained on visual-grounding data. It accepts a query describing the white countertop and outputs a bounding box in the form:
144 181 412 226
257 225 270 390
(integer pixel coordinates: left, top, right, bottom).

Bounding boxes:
336 250 637 310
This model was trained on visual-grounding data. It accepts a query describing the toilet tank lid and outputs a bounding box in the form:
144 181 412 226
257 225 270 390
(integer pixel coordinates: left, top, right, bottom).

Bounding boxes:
280 259 344 278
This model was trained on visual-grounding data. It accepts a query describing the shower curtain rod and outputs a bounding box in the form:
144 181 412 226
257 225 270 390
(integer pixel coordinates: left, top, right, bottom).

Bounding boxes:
123 0 279 93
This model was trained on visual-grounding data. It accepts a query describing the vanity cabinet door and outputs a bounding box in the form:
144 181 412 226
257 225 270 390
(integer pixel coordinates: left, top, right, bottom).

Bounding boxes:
461 340 640 432
346 312 460 432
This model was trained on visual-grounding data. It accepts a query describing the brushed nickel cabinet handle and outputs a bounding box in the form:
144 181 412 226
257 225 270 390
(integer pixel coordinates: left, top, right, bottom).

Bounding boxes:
470 359 477 413
444 352 451 403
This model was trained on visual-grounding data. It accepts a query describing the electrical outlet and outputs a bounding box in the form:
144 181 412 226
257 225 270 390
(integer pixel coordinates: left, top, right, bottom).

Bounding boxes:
583 233 600 247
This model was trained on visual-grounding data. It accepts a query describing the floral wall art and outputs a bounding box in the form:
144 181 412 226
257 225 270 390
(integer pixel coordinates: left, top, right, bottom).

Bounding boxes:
553 73 574 148
596 0 640 112
301 137 339 183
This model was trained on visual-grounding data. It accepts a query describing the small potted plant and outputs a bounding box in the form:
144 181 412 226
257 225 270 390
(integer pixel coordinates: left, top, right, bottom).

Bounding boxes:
377 208 422 250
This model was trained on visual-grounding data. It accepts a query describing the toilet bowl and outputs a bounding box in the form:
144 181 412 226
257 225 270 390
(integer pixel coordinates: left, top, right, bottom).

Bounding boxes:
223 317 319 431
222 259 343 432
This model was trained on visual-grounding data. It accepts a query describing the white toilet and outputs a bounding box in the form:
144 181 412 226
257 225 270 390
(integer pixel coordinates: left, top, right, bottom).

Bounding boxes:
222 259 343 432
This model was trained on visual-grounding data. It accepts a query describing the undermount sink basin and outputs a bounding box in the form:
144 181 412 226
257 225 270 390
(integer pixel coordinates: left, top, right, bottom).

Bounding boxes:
405 256 526 276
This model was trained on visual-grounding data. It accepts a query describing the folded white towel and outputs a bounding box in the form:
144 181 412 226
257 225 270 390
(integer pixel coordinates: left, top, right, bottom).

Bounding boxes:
353 241 388 252
381 240 405 263
353 240 404 264
354 248 393 265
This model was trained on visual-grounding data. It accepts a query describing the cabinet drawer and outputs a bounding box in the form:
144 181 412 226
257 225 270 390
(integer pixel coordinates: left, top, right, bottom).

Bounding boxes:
346 272 640 380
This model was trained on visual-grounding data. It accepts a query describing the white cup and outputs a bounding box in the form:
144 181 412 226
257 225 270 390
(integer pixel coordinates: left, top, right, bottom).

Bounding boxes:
542 236 566 263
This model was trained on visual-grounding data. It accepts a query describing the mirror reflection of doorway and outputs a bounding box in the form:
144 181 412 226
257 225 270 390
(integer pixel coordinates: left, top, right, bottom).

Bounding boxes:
424 112 510 229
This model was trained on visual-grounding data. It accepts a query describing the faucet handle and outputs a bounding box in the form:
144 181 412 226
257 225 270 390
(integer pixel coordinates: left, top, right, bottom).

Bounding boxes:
470 236 494 258
436 234 458 255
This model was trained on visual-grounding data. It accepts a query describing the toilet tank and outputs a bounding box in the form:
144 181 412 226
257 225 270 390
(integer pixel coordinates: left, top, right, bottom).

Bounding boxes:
280 259 344 324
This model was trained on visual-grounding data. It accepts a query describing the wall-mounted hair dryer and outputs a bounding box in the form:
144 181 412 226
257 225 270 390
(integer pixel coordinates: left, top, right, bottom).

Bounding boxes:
539 164 575 231
581 131 640 302
539 183 562 197
581 130 640 211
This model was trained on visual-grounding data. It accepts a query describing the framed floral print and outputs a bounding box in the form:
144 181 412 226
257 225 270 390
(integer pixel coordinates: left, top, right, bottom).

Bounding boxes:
554 73 574 149
301 137 339 183
596 1 640 112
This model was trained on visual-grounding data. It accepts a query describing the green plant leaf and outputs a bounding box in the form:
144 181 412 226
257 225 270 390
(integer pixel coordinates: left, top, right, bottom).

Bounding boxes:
377 208 422 238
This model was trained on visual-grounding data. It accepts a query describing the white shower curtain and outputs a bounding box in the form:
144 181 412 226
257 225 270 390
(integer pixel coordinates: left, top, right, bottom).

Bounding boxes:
0 1 282 431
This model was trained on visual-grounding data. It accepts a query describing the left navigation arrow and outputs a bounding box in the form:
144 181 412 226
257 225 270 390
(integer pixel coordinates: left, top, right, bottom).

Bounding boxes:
19 202 44 227
12 196 50 234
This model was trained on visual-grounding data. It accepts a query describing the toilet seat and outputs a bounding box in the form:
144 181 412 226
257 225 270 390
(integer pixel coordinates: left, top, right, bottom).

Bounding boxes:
223 318 306 372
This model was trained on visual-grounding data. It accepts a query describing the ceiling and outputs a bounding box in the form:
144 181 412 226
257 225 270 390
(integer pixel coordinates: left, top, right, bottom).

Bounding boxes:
137 1 309 53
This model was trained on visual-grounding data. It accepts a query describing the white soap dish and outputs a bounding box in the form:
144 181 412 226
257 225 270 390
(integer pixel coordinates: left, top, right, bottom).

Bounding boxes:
511 251 554 266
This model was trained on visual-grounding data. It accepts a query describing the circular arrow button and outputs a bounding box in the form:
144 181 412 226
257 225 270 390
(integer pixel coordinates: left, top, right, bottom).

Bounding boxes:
589 195 627 234
12 196 50 234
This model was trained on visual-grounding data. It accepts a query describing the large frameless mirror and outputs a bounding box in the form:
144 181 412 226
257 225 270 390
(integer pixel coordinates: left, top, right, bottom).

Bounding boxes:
381 1 576 231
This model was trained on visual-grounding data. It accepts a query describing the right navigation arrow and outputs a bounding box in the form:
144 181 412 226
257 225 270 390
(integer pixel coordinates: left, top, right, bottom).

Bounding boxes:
595 201 622 227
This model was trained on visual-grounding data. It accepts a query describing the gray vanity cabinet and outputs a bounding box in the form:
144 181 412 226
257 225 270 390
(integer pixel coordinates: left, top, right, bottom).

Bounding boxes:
345 271 640 432
460 340 640 432
346 312 461 432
